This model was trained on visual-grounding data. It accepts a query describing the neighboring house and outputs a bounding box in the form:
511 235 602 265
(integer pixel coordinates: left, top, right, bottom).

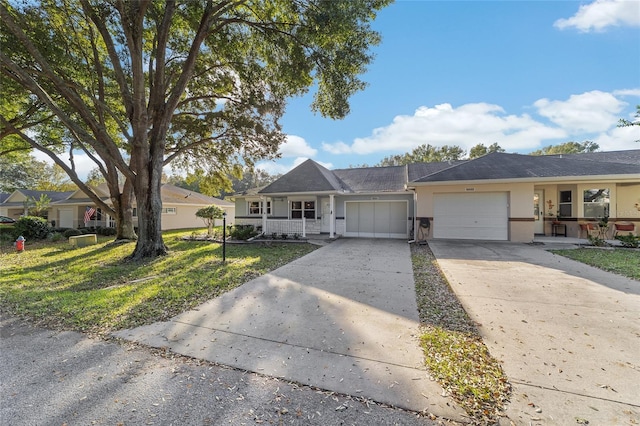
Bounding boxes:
0 184 235 231
233 159 416 238
0 190 75 220
233 150 640 242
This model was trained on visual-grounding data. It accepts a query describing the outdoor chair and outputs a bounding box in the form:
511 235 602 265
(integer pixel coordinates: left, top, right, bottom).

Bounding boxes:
613 222 636 237
579 222 599 239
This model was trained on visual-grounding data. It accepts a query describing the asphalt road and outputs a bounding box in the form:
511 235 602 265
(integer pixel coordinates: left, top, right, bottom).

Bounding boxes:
1 315 450 426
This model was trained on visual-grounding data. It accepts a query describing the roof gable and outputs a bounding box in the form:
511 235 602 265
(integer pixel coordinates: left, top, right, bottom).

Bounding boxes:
4 189 74 203
260 159 347 194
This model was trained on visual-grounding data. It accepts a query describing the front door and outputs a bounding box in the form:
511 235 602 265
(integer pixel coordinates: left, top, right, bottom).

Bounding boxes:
534 191 544 234
321 198 330 233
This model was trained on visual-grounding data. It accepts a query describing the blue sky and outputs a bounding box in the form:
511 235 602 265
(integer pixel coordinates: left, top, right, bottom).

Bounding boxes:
256 0 640 174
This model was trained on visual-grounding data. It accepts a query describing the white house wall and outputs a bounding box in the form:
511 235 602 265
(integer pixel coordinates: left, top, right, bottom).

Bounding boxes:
160 205 235 230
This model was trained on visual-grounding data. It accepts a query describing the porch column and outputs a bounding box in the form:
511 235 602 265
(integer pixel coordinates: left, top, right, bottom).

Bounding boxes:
261 196 267 234
329 194 335 239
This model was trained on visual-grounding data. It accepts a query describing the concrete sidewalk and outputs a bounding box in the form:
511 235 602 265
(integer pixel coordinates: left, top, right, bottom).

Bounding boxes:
429 240 640 425
114 239 465 421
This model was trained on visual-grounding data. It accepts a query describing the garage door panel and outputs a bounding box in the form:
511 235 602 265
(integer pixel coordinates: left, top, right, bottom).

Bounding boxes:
434 193 508 241
389 202 407 235
359 202 375 234
373 203 390 234
59 209 73 228
344 201 407 239
346 203 359 233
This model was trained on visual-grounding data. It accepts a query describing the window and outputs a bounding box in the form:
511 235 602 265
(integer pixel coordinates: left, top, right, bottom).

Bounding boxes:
248 200 270 215
558 191 572 217
291 201 315 219
132 208 137 217
583 188 609 218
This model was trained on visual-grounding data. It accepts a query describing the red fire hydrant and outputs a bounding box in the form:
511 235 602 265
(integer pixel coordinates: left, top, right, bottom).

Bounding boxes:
15 236 25 252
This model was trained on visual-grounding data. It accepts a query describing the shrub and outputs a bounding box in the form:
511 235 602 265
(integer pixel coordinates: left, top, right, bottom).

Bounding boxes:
63 228 82 238
49 232 64 242
229 225 258 240
51 227 72 234
615 234 640 248
13 216 50 240
97 226 117 236
587 234 607 247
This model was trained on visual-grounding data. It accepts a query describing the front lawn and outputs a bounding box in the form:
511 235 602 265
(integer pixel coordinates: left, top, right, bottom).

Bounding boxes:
0 229 317 336
550 248 640 281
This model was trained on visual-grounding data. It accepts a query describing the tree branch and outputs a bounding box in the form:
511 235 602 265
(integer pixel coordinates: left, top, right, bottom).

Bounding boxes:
0 116 115 216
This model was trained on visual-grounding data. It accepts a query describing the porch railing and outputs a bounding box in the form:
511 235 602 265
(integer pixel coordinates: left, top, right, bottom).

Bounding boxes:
264 218 306 237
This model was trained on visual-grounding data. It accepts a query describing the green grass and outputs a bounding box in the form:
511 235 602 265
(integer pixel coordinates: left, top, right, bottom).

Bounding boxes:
0 228 317 336
420 327 510 422
550 248 640 280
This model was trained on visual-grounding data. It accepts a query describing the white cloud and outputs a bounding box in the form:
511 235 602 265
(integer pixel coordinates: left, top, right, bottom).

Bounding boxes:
592 125 640 151
322 102 566 155
279 135 317 157
554 0 640 32
256 157 332 175
31 150 96 181
613 88 640 97
320 89 640 157
321 141 353 155
534 90 626 133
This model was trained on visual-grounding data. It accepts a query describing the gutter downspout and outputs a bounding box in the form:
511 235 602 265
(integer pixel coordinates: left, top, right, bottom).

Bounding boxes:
406 183 417 244
329 194 335 239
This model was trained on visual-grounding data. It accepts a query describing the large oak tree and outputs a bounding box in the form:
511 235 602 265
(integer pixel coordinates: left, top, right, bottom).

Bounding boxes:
0 0 389 259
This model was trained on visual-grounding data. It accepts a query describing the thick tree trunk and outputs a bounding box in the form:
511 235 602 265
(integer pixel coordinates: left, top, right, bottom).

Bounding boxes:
128 137 168 260
111 180 137 241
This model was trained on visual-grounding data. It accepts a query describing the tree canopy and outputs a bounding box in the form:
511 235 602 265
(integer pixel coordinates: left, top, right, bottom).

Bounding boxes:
468 143 504 159
618 105 640 128
529 141 599 156
195 204 225 236
0 152 77 192
1 0 390 259
376 144 465 166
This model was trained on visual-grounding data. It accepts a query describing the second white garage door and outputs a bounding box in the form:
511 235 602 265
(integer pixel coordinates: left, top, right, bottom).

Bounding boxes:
433 192 508 240
345 201 408 238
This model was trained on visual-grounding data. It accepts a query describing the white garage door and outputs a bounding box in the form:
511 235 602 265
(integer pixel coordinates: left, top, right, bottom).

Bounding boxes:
59 209 74 228
345 201 408 239
433 193 508 240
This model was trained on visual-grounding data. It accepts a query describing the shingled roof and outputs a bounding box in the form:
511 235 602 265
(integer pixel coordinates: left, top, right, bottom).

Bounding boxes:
249 149 639 195
260 159 347 194
407 161 466 182
1 189 75 206
412 151 640 183
160 184 234 206
333 165 407 192
548 149 640 164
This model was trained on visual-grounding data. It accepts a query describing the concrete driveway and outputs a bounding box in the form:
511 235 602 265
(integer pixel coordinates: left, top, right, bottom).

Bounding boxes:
114 238 465 421
429 240 640 425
